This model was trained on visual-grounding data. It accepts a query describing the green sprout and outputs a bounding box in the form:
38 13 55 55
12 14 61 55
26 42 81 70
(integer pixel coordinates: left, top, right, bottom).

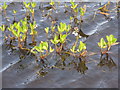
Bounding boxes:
57 22 71 34
59 34 67 44
51 34 59 45
98 34 119 54
20 18 28 46
106 35 118 50
13 10 17 22
2 2 8 18
70 44 76 53
80 5 86 16
29 2 37 21
8 22 22 48
31 2 37 8
70 41 87 57
23 2 31 19
0 25 5 31
70 1 78 9
31 41 54 60
50 0 55 6
23 2 31 9
30 21 37 44
98 38 107 49
80 5 87 23
44 27 49 39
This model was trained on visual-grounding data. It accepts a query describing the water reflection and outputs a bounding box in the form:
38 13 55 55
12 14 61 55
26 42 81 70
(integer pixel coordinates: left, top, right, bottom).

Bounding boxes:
98 53 117 69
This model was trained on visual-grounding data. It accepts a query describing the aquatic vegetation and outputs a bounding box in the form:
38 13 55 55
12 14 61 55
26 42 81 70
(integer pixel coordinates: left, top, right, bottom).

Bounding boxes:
80 5 86 22
70 41 87 57
29 21 38 45
44 27 49 39
1 2 8 18
0 25 5 32
97 35 119 68
30 2 37 21
1 2 119 76
98 34 119 54
31 41 54 62
12 10 17 23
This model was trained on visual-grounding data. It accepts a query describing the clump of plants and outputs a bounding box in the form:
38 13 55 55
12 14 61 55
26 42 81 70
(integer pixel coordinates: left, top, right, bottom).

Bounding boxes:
7 18 29 48
50 22 71 54
29 21 38 45
31 41 54 64
97 34 119 68
23 2 37 22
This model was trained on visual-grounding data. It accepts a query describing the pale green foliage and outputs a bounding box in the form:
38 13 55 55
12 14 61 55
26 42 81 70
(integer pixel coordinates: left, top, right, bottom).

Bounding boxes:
30 21 37 35
98 38 107 49
70 45 76 53
57 22 71 33
60 34 67 43
70 1 78 9
44 27 49 34
0 25 5 31
106 35 117 47
98 34 118 49
51 34 59 44
50 0 55 6
31 2 36 8
31 41 48 54
80 5 86 16
2 2 8 10
77 41 86 52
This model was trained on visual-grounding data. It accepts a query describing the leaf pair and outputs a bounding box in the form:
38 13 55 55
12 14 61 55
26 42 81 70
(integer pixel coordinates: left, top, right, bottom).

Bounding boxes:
30 21 37 35
51 34 59 44
2 2 8 10
0 25 5 31
50 0 55 6
70 1 78 9
31 41 48 53
80 5 86 16
58 22 71 33
77 41 86 52
44 27 49 34
60 34 67 44
98 38 107 49
70 41 86 53
106 35 117 46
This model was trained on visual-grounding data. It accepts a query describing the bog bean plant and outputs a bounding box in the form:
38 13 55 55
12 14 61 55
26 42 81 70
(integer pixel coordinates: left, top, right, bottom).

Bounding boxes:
0 1 119 75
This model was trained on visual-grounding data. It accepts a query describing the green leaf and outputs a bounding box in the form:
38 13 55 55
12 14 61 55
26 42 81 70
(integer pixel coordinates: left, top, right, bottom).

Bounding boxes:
42 42 48 51
77 41 86 52
98 38 107 48
0 25 5 31
31 2 36 8
50 47 54 53
106 34 117 47
70 45 76 53
45 27 49 34
60 34 67 43
12 30 18 37
50 0 55 6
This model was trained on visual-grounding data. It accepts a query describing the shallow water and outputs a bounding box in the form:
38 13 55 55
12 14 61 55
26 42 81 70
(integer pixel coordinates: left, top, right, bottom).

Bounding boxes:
1 2 118 88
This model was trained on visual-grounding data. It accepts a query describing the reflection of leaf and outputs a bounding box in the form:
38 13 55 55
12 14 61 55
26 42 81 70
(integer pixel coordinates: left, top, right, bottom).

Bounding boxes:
77 60 88 74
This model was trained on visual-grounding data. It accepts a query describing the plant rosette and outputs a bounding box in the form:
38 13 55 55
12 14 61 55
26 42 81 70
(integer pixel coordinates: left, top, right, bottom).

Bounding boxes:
98 34 119 54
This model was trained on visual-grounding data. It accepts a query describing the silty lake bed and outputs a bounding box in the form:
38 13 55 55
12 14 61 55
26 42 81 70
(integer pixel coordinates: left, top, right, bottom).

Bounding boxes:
0 2 119 88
